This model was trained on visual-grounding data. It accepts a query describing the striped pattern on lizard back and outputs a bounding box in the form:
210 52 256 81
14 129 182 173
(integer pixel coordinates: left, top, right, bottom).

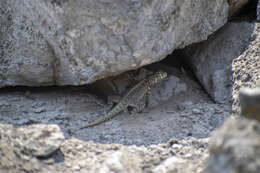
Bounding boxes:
80 71 167 129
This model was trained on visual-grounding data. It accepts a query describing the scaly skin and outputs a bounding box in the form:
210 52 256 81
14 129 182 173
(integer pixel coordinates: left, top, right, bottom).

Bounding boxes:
80 71 167 129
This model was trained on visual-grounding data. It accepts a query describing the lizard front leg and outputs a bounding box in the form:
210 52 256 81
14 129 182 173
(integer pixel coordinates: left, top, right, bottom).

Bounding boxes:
128 94 147 114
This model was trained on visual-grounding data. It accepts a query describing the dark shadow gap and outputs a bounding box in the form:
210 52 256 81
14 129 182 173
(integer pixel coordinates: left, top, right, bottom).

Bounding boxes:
230 0 258 21
161 49 217 103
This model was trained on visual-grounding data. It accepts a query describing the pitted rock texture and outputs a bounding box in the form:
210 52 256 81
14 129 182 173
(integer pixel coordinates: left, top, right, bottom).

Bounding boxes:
232 22 260 114
0 0 229 87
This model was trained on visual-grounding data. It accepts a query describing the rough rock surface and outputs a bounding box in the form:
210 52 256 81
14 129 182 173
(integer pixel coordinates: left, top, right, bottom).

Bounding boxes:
0 0 229 87
183 21 254 103
232 22 260 114
0 124 64 157
0 124 209 173
207 117 260 173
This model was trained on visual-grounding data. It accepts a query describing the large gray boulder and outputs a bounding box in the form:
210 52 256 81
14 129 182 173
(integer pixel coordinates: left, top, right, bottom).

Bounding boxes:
0 0 229 87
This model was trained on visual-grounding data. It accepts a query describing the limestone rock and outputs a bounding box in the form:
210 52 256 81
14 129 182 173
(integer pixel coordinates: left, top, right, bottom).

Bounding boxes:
0 0 229 87
207 118 260 173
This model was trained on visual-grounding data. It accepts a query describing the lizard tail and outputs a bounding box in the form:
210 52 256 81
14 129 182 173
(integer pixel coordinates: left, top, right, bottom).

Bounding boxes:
80 118 108 129
80 103 124 129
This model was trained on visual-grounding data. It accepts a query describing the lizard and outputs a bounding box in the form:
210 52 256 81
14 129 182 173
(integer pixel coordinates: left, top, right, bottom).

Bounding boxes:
80 70 168 129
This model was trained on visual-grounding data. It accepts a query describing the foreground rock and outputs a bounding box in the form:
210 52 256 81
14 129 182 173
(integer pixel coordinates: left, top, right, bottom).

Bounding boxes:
207 117 260 173
0 0 230 87
0 124 65 173
0 123 209 173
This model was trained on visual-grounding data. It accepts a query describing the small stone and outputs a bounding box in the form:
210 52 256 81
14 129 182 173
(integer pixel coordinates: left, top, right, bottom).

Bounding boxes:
34 107 46 113
184 101 193 107
192 108 201 114
0 101 10 106
177 105 185 111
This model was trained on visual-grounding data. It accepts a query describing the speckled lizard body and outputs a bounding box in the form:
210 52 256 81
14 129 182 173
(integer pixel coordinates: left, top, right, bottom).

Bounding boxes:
80 71 167 129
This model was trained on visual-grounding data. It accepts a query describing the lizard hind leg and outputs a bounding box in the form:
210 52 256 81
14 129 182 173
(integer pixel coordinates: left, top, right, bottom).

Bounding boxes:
131 102 146 113
128 95 147 114
132 88 151 114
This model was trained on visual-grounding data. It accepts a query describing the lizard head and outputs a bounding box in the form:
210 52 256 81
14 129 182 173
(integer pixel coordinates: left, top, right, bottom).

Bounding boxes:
147 70 168 86
154 70 167 80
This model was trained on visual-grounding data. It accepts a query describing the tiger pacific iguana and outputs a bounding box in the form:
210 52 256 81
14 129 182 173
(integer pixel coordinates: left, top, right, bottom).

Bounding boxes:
80 71 167 129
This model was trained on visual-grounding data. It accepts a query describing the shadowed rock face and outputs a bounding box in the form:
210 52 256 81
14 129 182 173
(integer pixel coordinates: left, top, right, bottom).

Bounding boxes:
183 22 254 103
0 0 229 87
240 86 260 122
